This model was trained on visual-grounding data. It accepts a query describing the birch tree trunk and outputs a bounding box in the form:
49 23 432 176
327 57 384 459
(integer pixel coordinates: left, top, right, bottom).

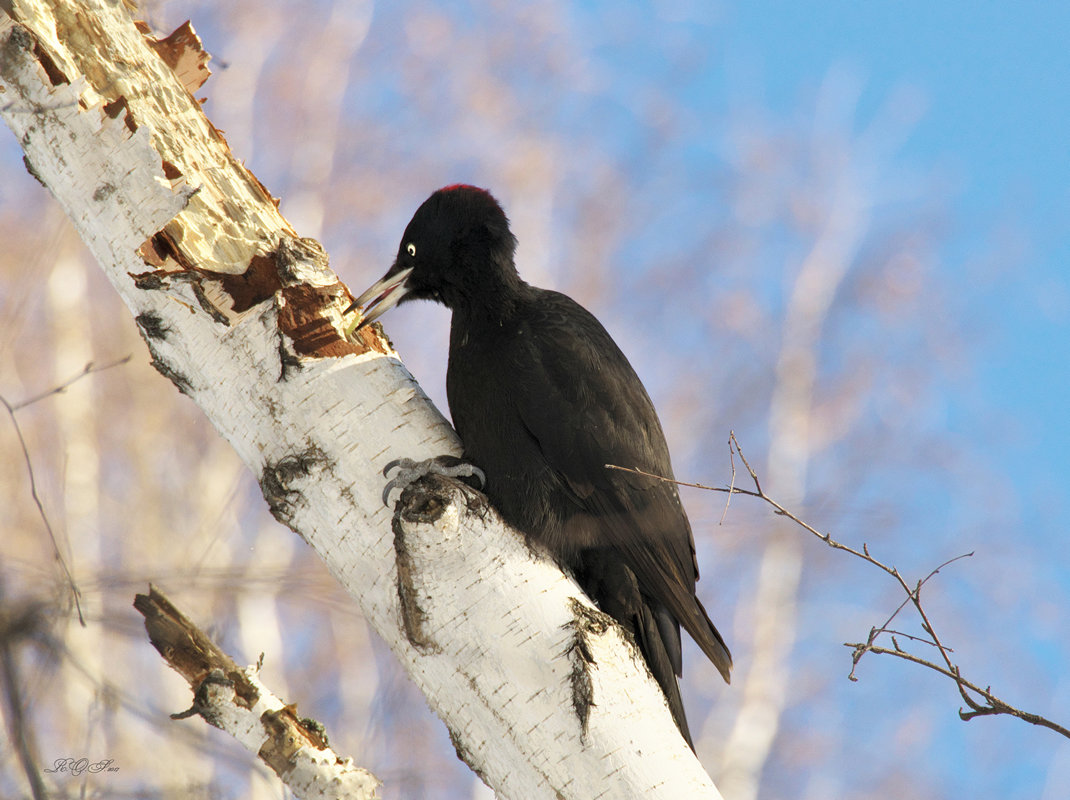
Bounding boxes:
0 2 723 797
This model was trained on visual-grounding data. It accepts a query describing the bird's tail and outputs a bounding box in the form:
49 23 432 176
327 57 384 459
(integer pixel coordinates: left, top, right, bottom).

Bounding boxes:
577 550 696 749
639 600 695 749
685 595 733 684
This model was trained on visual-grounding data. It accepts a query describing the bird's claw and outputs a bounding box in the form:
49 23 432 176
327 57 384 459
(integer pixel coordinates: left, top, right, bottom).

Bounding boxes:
381 456 486 506
383 457 414 478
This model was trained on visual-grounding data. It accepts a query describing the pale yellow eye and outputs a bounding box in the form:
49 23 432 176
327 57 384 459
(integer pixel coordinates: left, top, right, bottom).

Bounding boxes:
406 243 416 257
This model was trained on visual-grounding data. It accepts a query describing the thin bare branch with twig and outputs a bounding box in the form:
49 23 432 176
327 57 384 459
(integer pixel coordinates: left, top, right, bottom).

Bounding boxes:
1 356 132 627
606 431 1070 740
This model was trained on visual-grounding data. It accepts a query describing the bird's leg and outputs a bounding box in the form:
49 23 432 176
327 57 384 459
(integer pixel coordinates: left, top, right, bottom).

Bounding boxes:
381 456 486 506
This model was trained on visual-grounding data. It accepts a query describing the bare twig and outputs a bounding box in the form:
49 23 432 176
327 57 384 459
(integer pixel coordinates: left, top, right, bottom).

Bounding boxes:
718 433 738 526
606 431 1070 740
1 356 131 627
10 356 132 411
843 645 1070 738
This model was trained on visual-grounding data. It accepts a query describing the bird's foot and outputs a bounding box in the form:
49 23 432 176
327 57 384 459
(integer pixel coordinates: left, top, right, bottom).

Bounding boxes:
382 456 486 506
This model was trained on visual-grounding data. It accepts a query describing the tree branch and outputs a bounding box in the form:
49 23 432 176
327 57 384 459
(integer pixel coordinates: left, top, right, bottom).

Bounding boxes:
134 585 382 799
0 582 54 800
608 431 1070 741
0 355 132 627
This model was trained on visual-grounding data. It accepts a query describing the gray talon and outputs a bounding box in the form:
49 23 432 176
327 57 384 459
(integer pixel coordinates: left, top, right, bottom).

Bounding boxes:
380 456 486 507
462 464 486 490
383 457 412 477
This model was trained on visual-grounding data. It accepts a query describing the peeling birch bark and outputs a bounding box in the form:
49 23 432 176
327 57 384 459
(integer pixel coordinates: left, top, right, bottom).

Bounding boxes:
0 2 723 797
135 587 382 800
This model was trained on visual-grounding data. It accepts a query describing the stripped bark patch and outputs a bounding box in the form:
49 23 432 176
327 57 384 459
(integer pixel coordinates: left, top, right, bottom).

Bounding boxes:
138 20 212 95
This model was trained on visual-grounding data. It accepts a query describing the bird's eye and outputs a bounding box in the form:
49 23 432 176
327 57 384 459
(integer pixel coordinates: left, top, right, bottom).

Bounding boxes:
406 243 416 257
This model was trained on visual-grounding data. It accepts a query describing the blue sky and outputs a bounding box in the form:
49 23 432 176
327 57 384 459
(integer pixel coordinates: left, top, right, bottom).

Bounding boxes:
729 2 1068 213
549 3 1069 796
725 0 1070 506
716 2 1070 793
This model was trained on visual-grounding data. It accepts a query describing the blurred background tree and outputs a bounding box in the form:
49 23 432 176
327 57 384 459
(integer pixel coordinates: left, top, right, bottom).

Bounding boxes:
1 1 1067 798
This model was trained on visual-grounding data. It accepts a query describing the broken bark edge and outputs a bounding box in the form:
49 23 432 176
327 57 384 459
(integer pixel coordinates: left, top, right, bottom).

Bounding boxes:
133 586 382 799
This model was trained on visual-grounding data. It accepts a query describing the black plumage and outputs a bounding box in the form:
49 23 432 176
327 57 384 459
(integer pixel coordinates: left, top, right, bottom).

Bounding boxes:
349 185 731 747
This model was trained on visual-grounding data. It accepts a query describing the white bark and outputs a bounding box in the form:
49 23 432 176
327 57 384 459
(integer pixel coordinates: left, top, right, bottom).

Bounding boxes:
183 664 381 800
0 2 723 797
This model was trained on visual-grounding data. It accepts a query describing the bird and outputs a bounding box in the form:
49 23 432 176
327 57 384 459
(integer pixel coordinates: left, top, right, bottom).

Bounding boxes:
348 184 731 748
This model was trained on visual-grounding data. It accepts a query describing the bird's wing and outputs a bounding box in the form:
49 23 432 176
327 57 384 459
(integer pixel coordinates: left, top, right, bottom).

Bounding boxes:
512 292 732 681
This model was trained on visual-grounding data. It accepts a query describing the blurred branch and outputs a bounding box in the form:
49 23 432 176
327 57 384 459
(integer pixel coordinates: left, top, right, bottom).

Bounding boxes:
0 393 75 621
134 585 382 799
0 362 134 629
1 357 131 628
0 581 54 800
607 431 1070 741
8 356 131 411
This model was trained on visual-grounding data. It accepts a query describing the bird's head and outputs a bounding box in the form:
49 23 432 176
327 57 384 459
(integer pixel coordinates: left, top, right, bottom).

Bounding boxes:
348 185 520 328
